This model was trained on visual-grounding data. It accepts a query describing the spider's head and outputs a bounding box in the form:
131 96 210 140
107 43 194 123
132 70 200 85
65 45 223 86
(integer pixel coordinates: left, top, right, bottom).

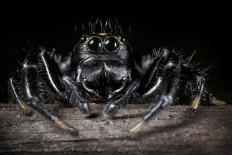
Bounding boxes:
72 19 132 67
76 19 131 55
72 19 132 100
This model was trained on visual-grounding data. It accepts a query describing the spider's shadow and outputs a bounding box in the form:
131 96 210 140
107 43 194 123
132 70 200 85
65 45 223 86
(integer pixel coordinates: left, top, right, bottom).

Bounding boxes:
127 107 205 140
56 103 204 140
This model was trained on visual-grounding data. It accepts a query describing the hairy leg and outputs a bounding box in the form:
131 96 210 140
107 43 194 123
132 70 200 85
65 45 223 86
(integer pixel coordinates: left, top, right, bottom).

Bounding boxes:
39 50 92 117
131 50 181 133
8 78 33 116
9 59 78 135
181 66 206 110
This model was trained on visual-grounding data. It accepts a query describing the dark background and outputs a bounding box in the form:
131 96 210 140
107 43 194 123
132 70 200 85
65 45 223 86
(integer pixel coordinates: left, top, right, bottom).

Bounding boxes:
0 5 231 103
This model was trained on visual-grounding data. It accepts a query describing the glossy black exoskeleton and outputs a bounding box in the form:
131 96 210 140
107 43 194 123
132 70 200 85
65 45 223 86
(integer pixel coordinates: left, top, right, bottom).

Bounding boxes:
8 20 210 135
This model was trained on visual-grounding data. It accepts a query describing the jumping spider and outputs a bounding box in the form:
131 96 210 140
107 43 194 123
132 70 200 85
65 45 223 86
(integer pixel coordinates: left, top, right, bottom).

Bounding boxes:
9 20 211 135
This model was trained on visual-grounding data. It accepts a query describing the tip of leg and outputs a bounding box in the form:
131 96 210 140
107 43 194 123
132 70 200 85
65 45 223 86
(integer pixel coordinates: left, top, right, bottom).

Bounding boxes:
191 97 200 110
103 111 114 119
69 128 79 136
211 97 226 106
55 119 79 136
82 113 93 118
103 103 119 119
23 110 33 117
130 121 146 134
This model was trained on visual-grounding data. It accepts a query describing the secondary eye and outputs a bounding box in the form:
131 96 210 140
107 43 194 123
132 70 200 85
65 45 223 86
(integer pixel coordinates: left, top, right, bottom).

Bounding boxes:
79 36 87 43
104 37 119 52
87 37 102 52
119 36 126 43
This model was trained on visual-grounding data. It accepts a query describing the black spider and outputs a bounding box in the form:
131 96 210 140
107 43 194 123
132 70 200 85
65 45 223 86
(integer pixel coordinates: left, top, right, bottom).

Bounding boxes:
8 19 210 135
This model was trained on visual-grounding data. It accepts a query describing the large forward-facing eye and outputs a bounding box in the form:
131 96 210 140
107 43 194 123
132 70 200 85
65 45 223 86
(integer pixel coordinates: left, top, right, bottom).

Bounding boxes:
104 37 119 52
87 37 102 52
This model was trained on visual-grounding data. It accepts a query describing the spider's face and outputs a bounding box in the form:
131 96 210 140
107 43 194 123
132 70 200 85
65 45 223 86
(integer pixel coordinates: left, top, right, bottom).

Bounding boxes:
74 34 132 101
76 34 131 65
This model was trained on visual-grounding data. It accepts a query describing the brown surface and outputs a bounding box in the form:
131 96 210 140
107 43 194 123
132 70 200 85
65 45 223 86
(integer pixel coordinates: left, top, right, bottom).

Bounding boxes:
0 104 232 155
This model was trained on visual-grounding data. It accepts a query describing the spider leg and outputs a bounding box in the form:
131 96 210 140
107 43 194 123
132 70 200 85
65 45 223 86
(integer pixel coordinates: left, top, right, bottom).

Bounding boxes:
62 76 92 117
103 81 140 118
190 76 205 110
38 50 67 100
138 51 166 96
39 50 92 117
9 56 78 135
103 50 170 118
137 49 172 98
8 78 33 116
131 57 181 134
24 62 78 135
181 66 205 110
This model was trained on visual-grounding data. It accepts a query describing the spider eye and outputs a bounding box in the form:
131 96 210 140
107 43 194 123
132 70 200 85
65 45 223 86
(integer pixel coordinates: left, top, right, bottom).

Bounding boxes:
119 36 126 43
87 37 102 52
104 37 119 52
79 36 87 43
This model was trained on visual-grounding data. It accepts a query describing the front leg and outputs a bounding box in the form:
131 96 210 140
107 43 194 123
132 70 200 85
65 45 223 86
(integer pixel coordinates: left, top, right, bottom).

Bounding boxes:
103 81 140 118
39 49 68 100
103 49 173 119
62 76 92 117
39 50 92 117
9 61 78 135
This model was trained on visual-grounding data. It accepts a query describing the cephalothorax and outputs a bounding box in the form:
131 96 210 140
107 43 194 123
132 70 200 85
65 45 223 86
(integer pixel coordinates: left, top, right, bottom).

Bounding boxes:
9 20 209 135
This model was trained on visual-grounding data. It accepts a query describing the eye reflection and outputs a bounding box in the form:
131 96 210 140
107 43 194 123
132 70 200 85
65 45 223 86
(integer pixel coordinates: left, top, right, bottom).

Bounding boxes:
87 37 102 52
104 37 119 52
